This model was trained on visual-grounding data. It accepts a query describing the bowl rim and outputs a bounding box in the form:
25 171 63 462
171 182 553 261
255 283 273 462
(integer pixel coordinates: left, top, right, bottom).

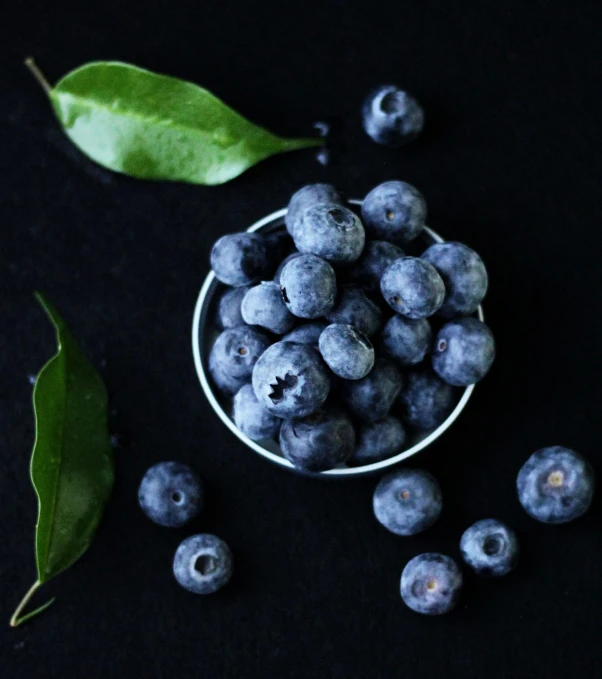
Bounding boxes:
192 200 484 477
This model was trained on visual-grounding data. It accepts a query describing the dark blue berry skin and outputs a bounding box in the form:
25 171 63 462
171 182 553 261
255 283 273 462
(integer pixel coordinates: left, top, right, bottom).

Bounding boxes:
233 384 281 441
294 203 365 264
341 357 403 422
208 358 249 396
285 183 345 238
280 408 355 472
252 341 330 418
517 447 595 524
422 242 488 318
216 286 251 330
210 233 269 287
401 553 463 616
348 241 405 294
282 321 327 348
460 519 519 577
209 326 272 380
363 86 424 147
381 315 432 366
263 228 295 274
362 181 426 244
173 534 233 595
350 416 407 465
432 317 495 386
319 324 375 380
138 462 203 528
398 368 456 430
381 257 445 318
373 469 442 536
241 282 296 334
326 285 383 336
280 254 337 319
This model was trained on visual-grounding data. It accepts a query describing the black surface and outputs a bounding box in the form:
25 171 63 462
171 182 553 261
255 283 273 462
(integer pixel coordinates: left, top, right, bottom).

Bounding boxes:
2 1 602 677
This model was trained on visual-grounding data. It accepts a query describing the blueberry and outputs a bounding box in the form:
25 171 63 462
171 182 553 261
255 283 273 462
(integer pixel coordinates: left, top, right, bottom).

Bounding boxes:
517 446 595 523
381 257 445 318
422 242 488 318
208 358 249 396
263 228 295 274
173 534 233 595
252 341 330 418
349 240 405 294
373 468 442 536
398 368 457 430
282 321 327 348
138 461 203 528
325 285 382 336
432 317 495 386
362 181 426 244
209 326 272 380
350 416 407 465
294 203 365 264
341 357 403 422
216 286 251 330
233 383 281 440
319 324 375 380
460 519 519 577
280 254 337 319
280 408 355 472
241 282 296 334
285 183 345 238
362 86 424 147
274 252 302 284
400 554 462 615
381 315 432 366
210 233 269 287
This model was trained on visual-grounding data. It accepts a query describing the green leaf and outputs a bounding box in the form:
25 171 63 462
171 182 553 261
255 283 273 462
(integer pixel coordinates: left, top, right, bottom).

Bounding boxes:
33 60 321 185
10 293 114 627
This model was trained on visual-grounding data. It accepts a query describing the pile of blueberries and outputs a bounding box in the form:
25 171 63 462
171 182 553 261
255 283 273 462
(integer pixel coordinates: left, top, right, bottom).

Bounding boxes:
208 181 495 473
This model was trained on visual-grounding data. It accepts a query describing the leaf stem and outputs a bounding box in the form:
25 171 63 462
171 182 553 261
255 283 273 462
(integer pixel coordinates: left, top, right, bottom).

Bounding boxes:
24 57 52 95
280 136 323 151
10 580 55 627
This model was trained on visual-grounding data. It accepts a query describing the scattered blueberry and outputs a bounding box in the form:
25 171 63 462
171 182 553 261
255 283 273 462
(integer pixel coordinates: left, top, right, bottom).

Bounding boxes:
422 242 488 318
398 368 456 430
341 357 403 422
350 416 407 465
280 254 337 319
362 181 426 244
282 321 327 348
241 281 296 334
380 315 432 366
432 317 495 386
400 553 463 615
233 383 281 440
209 326 272 380
252 341 330 418
517 446 595 523
294 203 365 264
381 257 445 318
216 286 251 330
373 468 442 535
363 86 424 147
138 461 204 528
460 519 519 577
326 285 382 336
173 534 233 595
348 240 405 294
319 324 375 380
285 183 345 238
210 233 269 287
280 408 355 472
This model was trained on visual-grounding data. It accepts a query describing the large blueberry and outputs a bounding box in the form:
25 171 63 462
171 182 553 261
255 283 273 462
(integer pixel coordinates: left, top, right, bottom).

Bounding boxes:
319 324 375 380
173 534 233 595
280 254 337 319
460 519 519 577
380 315 432 366
294 203 365 264
241 281 296 334
233 383 281 441
209 326 272 380
282 321 327 348
400 553 463 615
285 183 345 238
274 252 303 284
279 408 355 472
252 341 330 418
210 233 269 287
208 358 249 396
138 461 203 528
373 468 442 536
362 181 426 244
216 286 251 330
341 357 403 422
348 240 405 294
350 416 407 465
432 317 495 386
326 285 382 336
422 242 488 318
517 446 595 523
398 368 457 430
381 257 445 318
362 86 424 147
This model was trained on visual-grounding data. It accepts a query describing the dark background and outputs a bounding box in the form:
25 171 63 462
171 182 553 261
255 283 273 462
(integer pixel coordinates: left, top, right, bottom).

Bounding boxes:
2 1 602 677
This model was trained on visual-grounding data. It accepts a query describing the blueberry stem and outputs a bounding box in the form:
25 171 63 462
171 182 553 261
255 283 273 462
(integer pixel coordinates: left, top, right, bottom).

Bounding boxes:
10 580 55 627
24 57 52 95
